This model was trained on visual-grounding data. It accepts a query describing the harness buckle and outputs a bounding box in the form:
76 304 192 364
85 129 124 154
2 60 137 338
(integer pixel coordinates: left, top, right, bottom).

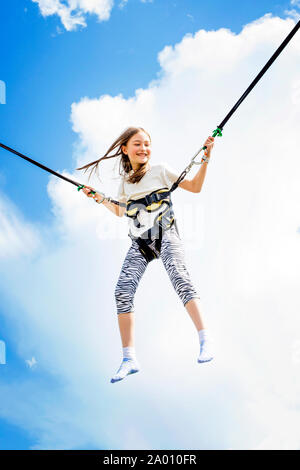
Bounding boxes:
144 194 153 207
149 191 169 205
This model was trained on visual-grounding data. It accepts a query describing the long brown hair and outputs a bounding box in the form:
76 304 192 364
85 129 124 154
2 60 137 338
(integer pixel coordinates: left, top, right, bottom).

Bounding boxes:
76 126 151 184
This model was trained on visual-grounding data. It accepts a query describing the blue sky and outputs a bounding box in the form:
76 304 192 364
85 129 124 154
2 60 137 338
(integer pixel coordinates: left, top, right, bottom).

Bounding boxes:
1 0 300 450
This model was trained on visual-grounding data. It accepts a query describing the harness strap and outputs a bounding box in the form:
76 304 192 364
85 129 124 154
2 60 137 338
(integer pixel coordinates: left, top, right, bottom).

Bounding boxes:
135 237 162 262
126 188 171 212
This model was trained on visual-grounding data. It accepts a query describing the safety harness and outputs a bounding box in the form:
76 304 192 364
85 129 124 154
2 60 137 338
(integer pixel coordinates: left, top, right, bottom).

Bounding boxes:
125 187 179 262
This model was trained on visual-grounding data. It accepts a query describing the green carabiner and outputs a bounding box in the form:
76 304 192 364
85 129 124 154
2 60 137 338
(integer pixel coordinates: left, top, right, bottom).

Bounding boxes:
212 127 223 138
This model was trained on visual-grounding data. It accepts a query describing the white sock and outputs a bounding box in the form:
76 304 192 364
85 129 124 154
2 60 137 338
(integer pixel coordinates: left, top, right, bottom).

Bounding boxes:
198 328 209 343
197 328 214 363
123 346 136 361
111 349 140 383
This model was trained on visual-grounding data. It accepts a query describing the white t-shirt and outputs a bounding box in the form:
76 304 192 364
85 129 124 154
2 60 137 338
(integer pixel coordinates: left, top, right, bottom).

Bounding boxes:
117 162 179 202
117 163 180 239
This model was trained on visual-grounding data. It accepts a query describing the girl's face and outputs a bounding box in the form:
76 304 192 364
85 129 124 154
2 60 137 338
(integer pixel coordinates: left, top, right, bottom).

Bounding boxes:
122 131 151 170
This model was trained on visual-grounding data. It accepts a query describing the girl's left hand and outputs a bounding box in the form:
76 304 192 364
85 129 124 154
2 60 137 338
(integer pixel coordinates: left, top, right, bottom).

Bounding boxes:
203 136 214 154
82 185 96 197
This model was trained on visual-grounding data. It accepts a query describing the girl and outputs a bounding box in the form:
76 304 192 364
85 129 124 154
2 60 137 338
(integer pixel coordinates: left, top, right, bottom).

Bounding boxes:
77 127 214 383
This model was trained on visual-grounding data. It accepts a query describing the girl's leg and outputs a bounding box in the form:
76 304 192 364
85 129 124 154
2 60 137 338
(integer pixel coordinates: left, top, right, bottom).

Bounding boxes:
112 241 149 382
114 240 149 327
160 226 213 363
184 298 205 332
118 312 135 347
160 225 201 317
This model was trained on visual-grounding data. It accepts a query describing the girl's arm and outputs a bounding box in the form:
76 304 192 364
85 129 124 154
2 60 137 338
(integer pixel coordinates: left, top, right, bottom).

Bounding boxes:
178 136 214 193
101 198 126 217
81 186 126 217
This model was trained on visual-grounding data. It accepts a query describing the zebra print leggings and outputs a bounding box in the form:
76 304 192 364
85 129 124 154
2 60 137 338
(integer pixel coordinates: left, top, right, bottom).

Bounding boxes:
115 225 200 314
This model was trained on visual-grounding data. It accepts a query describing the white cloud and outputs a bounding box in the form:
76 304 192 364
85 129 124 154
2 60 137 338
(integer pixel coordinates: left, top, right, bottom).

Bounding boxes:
1 14 300 449
0 192 41 259
291 0 300 7
285 0 300 20
32 0 154 31
118 0 128 9
285 9 300 21
32 0 114 31
25 357 37 368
